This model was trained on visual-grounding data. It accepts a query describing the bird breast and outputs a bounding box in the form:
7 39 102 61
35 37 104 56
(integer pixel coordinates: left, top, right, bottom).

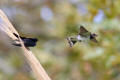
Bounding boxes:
77 35 89 42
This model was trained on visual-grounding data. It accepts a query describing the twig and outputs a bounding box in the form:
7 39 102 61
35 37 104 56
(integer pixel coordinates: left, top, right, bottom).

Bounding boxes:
0 9 51 80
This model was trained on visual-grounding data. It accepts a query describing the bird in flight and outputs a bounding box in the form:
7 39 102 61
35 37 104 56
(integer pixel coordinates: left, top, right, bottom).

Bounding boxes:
12 33 38 47
67 26 98 47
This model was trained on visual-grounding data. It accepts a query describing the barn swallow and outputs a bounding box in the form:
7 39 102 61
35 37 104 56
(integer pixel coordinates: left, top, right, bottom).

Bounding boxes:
12 33 38 47
67 26 98 47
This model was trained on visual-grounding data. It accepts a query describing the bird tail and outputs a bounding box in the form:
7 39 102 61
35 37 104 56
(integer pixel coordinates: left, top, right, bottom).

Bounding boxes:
12 33 21 46
13 33 19 38
12 43 21 47
67 37 77 47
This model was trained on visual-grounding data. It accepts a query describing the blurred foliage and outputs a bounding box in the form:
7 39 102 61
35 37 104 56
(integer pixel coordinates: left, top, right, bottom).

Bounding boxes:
0 0 120 80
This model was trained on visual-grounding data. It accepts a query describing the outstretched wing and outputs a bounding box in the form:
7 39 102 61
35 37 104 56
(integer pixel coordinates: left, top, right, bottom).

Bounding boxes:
67 37 77 47
79 26 90 37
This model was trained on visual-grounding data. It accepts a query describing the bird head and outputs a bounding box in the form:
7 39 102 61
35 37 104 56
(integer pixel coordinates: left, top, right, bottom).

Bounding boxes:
91 33 97 37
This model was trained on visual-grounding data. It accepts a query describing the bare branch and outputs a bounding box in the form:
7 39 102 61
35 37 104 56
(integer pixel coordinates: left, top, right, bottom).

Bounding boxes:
0 9 51 80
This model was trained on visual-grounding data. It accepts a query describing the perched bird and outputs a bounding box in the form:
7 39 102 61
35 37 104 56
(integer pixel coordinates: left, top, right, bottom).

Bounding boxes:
12 33 38 47
67 26 98 47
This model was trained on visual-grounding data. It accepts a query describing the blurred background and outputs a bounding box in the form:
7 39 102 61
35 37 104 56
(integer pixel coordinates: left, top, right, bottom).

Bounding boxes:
0 0 120 80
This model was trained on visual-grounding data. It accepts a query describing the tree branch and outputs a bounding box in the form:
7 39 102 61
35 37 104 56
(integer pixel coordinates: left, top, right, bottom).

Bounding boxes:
0 9 51 80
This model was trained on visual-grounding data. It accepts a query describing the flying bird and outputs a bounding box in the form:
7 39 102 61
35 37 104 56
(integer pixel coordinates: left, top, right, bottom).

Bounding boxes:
67 26 98 47
12 33 38 47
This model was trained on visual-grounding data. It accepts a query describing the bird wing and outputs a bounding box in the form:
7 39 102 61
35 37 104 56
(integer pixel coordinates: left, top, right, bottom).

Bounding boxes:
67 37 77 47
79 26 91 37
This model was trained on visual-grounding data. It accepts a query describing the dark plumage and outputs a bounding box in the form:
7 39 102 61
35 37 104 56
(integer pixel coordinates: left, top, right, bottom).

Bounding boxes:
12 33 38 47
